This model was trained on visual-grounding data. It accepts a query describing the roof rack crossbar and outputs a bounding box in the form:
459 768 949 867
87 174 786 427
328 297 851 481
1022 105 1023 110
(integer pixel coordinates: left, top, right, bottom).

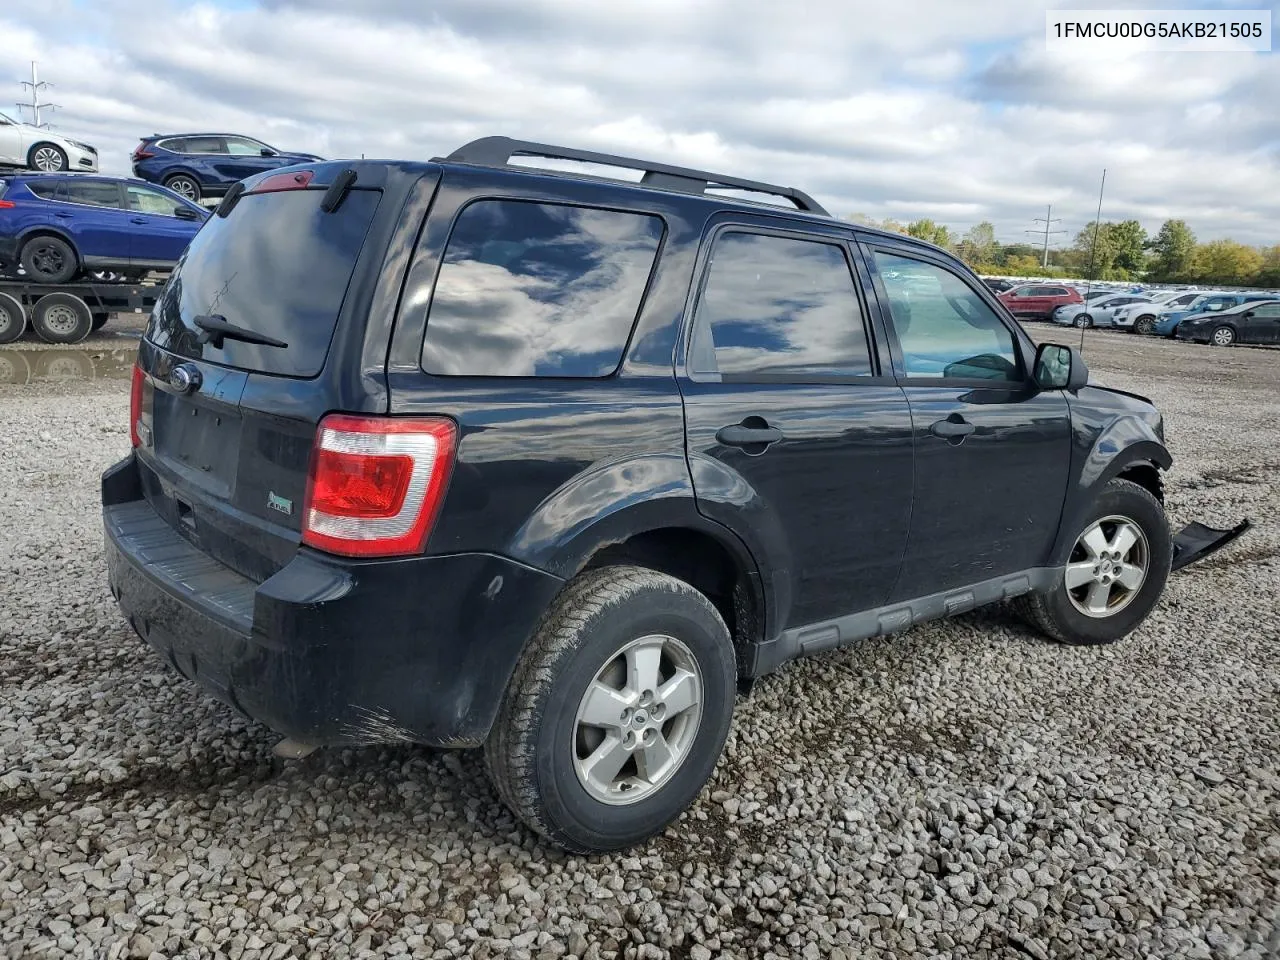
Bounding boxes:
445 136 829 216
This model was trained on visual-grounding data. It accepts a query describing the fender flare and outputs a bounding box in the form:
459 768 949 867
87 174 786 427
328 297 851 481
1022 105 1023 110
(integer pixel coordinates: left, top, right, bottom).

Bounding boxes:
14 227 81 270
1051 415 1172 563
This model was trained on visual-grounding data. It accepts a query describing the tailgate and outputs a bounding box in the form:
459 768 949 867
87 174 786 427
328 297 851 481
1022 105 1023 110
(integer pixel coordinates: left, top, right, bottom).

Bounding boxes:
131 167 403 580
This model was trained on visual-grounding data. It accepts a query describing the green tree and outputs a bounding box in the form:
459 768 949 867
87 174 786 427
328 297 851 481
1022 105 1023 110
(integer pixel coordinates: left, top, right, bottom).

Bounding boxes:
1191 240 1263 285
958 221 997 267
1256 245 1280 288
1111 219 1147 273
1148 219 1197 280
906 218 954 248
1072 221 1118 277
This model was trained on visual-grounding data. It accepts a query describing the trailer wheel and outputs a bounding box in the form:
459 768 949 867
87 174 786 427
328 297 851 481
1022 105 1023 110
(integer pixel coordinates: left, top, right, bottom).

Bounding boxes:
91 312 110 332
0 292 26 343
31 293 93 344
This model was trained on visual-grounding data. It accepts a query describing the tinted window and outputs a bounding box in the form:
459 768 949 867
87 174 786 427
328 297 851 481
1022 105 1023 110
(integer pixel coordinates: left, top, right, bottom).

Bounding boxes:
1251 304 1280 317
422 200 663 377
691 232 871 379
874 252 1020 381
146 188 381 377
1045 287 1070 296
181 137 226 154
24 180 59 200
127 185 180 216
156 139 186 154
63 181 121 209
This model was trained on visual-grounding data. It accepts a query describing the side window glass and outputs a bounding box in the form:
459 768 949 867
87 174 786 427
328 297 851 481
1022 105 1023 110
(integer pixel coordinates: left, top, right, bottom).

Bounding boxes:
25 180 59 200
127 186 179 216
422 200 664 377
65 182 121 209
692 232 872 379
873 251 1020 381
1253 304 1280 317
224 138 264 156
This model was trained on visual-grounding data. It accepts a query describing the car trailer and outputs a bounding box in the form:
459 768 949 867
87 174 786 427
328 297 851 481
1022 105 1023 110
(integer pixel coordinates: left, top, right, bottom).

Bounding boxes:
0 279 162 345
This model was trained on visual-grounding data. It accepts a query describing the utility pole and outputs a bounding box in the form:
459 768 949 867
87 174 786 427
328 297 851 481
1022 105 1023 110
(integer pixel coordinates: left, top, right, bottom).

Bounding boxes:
1027 204 1066 268
18 61 58 129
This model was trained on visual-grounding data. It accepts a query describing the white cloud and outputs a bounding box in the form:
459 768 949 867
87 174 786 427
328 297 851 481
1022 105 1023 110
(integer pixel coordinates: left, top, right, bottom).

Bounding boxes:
3 0 1277 245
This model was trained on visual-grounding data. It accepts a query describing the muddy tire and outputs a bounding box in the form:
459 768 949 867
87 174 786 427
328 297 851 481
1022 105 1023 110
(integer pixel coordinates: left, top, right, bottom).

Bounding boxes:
30 293 93 344
485 565 736 853
1016 479 1172 645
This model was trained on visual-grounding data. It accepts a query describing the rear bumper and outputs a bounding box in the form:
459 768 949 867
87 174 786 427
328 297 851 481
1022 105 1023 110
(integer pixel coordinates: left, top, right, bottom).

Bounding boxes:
102 454 564 747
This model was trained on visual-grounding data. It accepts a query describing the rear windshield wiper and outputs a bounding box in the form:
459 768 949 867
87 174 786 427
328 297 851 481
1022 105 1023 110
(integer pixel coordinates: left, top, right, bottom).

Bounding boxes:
194 314 289 350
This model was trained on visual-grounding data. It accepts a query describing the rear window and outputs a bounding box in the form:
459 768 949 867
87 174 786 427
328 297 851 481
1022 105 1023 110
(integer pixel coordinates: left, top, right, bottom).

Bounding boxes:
146 188 381 377
421 199 664 377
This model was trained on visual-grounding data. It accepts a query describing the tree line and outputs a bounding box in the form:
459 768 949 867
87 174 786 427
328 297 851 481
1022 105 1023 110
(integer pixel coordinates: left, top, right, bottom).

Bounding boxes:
843 214 1280 288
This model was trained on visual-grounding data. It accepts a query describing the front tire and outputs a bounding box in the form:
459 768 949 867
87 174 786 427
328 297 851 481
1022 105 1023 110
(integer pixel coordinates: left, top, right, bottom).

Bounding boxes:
28 143 68 172
1210 325 1235 347
485 565 737 853
1016 478 1172 646
1074 314 1092 329
1133 316 1156 335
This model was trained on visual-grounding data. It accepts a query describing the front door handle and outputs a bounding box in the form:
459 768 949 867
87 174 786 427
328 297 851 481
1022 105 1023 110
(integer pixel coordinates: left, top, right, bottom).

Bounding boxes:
131 217 147 224
54 212 72 218
930 416 976 442
716 417 784 452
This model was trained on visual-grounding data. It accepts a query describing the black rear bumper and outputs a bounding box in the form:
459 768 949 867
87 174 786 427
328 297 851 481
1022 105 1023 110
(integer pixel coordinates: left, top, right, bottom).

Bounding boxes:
102 454 564 747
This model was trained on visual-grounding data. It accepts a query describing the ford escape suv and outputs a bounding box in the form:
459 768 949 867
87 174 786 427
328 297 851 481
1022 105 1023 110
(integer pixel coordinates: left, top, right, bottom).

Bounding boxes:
103 138 1247 853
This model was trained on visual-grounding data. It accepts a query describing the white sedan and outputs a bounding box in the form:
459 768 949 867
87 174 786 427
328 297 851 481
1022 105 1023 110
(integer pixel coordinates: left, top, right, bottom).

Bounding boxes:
0 110 98 173
1053 294 1154 328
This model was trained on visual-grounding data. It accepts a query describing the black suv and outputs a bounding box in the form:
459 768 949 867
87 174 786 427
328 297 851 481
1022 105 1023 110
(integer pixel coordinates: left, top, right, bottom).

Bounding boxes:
102 137 1245 853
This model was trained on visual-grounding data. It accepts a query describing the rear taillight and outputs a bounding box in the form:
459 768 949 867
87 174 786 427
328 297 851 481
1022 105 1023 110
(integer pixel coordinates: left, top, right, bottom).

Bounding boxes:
0 201 14 209
129 364 144 447
132 145 156 161
302 414 457 558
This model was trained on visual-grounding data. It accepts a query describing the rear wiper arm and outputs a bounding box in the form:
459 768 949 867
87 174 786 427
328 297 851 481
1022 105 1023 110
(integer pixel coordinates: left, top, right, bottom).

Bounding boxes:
193 314 288 350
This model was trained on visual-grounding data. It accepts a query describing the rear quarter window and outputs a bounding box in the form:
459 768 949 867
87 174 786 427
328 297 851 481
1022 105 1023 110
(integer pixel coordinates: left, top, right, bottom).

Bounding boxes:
421 199 664 377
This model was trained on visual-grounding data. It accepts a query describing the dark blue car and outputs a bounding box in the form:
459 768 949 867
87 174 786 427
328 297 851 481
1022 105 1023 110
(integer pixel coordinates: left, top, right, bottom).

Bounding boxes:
0 174 208 283
132 134 324 201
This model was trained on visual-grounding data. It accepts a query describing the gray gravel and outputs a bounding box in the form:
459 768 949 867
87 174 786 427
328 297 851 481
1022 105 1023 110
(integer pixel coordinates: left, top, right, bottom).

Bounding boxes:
2 329 1278 959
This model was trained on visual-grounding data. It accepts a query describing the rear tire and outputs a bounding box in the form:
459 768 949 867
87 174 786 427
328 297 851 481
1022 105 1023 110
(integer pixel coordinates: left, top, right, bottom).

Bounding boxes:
164 174 202 202
30 293 93 344
91 312 110 332
20 235 78 284
485 565 737 853
1016 478 1171 646
0 291 26 343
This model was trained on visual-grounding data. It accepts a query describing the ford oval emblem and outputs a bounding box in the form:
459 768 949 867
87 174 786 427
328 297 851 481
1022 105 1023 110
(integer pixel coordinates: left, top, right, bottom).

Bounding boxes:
169 363 202 395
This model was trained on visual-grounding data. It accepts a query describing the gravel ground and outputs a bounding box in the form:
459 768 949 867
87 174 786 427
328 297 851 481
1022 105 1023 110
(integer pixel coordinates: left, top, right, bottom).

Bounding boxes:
1 327 1277 960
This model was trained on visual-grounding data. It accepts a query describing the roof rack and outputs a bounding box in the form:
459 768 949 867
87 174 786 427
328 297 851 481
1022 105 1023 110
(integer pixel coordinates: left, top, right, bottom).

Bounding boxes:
444 136 830 217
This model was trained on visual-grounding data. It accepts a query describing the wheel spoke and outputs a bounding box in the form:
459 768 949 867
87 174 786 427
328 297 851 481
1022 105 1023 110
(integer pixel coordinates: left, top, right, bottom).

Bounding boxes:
657 669 698 718
634 732 675 783
625 642 663 697
1116 563 1145 591
1085 581 1112 614
1110 523 1139 558
579 734 630 791
1064 561 1097 590
1080 525 1109 559
578 680 631 730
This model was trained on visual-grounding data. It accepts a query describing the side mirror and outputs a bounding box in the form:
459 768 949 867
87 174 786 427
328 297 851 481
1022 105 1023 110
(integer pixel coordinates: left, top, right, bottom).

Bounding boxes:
260 148 276 157
173 206 200 221
1034 343 1089 392
1242 310 1255 319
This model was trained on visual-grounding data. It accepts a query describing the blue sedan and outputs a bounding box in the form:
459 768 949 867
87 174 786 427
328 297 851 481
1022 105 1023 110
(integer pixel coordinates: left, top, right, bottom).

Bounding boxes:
0 174 208 284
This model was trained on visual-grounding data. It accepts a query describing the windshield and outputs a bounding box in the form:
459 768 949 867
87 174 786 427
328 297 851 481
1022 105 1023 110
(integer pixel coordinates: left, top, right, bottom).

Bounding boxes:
0 110 18 125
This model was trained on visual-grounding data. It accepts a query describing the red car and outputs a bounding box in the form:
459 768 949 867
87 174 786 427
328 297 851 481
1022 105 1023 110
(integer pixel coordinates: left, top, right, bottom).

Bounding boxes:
998 283 1083 321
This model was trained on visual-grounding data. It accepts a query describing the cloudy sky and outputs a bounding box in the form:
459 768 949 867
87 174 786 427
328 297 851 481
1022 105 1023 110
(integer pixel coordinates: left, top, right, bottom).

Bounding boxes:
4 0 1278 245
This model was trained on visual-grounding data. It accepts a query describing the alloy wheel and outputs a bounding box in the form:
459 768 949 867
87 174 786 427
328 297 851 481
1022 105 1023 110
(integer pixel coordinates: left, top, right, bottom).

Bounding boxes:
32 146 65 171
573 633 703 805
168 178 199 200
1212 327 1235 346
1065 515 1149 618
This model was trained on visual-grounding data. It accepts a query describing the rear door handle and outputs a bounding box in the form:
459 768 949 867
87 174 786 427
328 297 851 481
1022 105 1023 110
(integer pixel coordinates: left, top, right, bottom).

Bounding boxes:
930 416 976 441
54 212 73 218
130 217 147 224
716 419 784 450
